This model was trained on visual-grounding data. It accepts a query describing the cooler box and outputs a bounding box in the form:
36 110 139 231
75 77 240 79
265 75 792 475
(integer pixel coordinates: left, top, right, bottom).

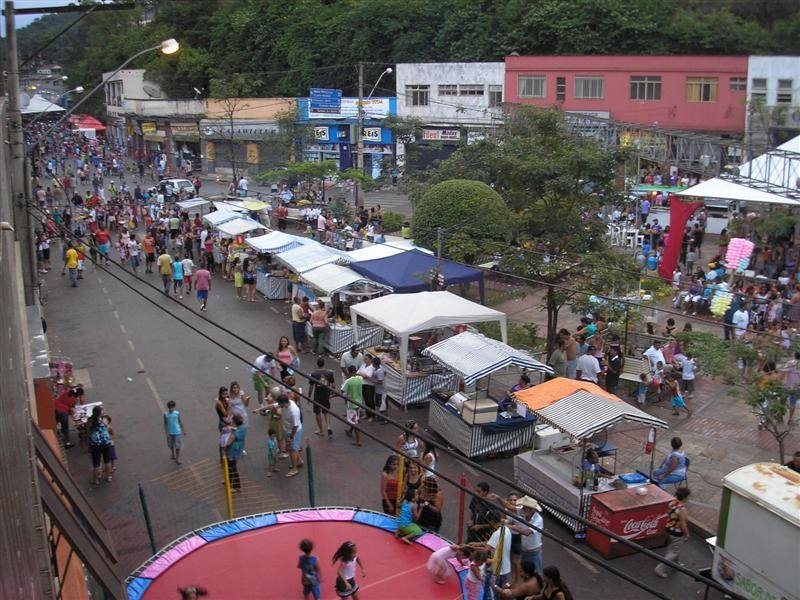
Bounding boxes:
534 424 570 450
586 484 672 558
461 398 497 425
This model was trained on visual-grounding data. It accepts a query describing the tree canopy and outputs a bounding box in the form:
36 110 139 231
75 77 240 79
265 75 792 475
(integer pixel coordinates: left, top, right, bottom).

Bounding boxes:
17 0 800 114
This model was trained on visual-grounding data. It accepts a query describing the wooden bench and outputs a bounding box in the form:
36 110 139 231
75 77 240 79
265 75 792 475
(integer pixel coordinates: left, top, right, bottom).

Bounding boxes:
619 356 649 383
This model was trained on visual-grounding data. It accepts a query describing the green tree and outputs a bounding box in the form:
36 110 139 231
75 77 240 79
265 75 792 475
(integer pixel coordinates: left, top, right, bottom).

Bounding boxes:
677 331 795 463
412 179 512 262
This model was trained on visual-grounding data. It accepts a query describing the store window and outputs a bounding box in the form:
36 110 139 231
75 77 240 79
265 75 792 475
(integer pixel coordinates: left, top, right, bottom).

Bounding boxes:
630 76 661 101
575 76 604 99
685 77 718 102
406 84 430 107
518 76 546 98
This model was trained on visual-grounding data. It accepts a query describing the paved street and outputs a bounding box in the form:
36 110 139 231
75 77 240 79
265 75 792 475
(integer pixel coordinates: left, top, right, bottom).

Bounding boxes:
42 230 727 598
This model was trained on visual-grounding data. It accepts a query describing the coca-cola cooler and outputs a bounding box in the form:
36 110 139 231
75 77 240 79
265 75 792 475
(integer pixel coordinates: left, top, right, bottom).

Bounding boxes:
586 484 673 558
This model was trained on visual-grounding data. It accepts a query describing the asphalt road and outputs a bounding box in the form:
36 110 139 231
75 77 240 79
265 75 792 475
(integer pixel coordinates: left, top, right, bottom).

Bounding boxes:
41 230 727 598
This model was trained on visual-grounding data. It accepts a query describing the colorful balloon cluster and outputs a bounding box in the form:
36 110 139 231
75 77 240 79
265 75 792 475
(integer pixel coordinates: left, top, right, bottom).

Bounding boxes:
724 238 754 273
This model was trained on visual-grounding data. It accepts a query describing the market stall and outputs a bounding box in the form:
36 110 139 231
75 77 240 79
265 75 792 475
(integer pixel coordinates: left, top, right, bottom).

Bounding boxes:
176 198 211 215
349 249 486 304
423 331 553 458
350 292 507 406
215 217 267 238
340 244 406 264
276 241 347 274
300 263 385 354
513 378 668 534
246 232 309 299
202 209 239 228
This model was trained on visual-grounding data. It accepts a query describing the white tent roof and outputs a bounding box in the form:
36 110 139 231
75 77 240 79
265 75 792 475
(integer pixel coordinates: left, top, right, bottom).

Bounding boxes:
202 210 240 227
385 239 434 254
276 242 347 273
215 217 266 237
678 178 800 206
351 291 505 337
212 200 248 213
177 198 210 210
340 244 406 264
535 390 667 440
246 231 309 254
20 93 65 115
301 263 372 295
422 331 552 385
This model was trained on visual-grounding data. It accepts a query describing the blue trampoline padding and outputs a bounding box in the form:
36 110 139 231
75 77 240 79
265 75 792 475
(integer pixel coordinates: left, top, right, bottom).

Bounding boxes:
198 513 278 542
353 510 397 533
126 576 152 600
458 568 485 600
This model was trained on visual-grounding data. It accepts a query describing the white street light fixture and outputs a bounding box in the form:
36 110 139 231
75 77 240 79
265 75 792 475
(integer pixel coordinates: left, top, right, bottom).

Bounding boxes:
368 67 392 99
31 39 180 146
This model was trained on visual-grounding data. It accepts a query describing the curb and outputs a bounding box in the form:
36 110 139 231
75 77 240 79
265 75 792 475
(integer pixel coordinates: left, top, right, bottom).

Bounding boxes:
688 516 716 539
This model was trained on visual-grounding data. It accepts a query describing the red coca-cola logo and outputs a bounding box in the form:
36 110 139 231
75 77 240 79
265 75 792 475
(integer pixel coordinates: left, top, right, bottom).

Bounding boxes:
589 506 611 528
621 515 664 537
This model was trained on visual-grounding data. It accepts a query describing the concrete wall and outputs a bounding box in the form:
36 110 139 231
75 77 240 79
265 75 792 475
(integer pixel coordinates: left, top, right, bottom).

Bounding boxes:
505 55 748 133
205 98 295 120
396 62 504 125
103 69 152 117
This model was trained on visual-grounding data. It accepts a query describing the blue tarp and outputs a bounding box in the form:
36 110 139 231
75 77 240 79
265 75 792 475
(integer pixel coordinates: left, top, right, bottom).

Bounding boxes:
349 249 485 303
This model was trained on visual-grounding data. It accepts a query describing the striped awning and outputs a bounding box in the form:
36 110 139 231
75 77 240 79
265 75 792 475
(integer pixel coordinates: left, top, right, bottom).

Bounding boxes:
422 331 553 386
534 390 667 440
246 231 308 254
276 242 348 274
202 210 239 227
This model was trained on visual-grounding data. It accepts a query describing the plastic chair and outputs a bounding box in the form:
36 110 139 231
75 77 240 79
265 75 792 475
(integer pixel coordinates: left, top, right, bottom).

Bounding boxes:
672 456 690 490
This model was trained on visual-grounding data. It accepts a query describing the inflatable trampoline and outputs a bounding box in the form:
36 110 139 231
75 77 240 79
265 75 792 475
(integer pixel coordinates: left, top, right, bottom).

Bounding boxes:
127 507 469 599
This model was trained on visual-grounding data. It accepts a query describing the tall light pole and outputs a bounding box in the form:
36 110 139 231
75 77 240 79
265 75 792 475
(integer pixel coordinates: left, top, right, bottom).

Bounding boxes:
355 64 392 209
23 85 84 130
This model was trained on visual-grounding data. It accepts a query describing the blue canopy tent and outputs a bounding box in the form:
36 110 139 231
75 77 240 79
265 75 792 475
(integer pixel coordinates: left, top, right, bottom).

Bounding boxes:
349 249 485 304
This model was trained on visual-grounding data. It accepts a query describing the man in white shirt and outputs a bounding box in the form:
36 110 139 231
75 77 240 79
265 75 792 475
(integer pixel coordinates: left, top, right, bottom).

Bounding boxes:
238 176 249 194
643 341 666 375
317 211 326 240
680 353 696 399
371 356 387 422
486 513 513 587
576 347 602 383
732 305 750 338
278 394 302 477
340 345 364 380
251 353 279 406
513 496 544 575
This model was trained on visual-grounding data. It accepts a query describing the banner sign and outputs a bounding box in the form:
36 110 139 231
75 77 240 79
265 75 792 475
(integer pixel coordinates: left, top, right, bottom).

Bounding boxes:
313 127 329 141
362 127 381 142
309 88 342 114
309 97 391 120
422 129 461 141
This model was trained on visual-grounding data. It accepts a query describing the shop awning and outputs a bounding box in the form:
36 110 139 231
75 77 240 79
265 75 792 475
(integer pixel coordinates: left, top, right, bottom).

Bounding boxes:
422 331 552 386
276 242 347 273
340 244 406 264
202 210 240 227
212 200 249 213
514 377 620 410
68 114 106 131
215 217 266 237
300 263 372 295
177 198 210 211
246 231 309 254
349 249 485 303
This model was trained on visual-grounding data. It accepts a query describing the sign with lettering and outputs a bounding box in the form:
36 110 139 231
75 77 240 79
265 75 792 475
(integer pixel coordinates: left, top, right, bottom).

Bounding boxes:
362 127 381 142
422 129 461 141
309 88 342 114
313 127 329 141
141 122 156 134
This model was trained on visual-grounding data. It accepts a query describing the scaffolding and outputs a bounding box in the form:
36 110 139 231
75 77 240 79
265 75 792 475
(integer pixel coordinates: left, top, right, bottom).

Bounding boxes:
721 147 800 201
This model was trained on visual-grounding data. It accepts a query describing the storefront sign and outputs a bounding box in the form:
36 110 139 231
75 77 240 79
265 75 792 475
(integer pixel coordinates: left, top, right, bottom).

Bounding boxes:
171 123 200 137
313 127 329 141
308 97 391 120
205 141 215 161
141 122 156 134
246 143 260 165
362 127 381 142
422 129 461 141
309 88 342 113
713 548 789 600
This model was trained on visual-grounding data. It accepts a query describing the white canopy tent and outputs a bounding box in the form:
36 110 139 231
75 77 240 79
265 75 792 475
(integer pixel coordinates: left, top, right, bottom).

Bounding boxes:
20 93 65 115
350 291 507 373
276 242 347 273
215 217 266 237
202 210 240 227
340 244 406 264
422 331 552 386
385 239 434 254
679 178 800 206
212 200 249 213
177 198 211 211
300 263 372 295
246 231 309 254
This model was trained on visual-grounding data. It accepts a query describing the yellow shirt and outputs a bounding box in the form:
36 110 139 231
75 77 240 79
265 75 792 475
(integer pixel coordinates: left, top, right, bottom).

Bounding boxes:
64 248 78 269
157 253 173 276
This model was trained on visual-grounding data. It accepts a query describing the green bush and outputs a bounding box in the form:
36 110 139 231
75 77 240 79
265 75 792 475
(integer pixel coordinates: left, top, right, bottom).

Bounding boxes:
412 179 511 257
381 211 405 233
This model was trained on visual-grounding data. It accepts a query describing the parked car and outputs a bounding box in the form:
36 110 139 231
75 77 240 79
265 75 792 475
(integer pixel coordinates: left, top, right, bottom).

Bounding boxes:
157 178 196 198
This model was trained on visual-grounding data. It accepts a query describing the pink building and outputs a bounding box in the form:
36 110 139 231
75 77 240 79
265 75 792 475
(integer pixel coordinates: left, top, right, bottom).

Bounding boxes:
504 55 748 134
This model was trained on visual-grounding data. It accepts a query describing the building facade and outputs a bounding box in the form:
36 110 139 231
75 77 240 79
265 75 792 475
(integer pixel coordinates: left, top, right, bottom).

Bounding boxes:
746 56 800 146
504 55 748 134
395 62 504 168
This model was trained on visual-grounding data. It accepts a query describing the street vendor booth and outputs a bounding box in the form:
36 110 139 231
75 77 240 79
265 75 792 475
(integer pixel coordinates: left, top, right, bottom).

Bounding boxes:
247 231 310 299
202 209 239 228
215 217 266 238
424 331 553 458
301 263 386 354
276 241 347 274
350 291 506 406
349 249 486 304
513 378 669 541
340 244 406 263
176 198 210 215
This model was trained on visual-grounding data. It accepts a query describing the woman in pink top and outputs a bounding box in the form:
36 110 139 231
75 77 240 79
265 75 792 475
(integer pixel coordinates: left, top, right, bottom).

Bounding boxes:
310 301 329 356
276 336 298 379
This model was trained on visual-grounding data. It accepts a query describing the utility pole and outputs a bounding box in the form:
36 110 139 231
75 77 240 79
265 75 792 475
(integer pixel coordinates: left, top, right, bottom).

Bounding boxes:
6 0 36 306
355 61 364 210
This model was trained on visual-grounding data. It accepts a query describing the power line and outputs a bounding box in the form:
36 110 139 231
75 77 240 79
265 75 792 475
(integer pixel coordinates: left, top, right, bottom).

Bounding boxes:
26 201 741 598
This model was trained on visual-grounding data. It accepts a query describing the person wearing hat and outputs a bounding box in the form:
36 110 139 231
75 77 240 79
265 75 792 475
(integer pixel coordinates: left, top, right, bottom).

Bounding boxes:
513 496 544 575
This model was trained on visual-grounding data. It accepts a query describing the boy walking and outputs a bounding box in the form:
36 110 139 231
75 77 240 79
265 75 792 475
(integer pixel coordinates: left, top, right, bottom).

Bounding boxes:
163 400 186 464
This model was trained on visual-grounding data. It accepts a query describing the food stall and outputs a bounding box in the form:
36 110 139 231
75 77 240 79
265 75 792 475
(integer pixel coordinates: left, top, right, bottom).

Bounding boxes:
215 217 267 239
202 209 239 228
350 291 507 406
710 463 800 600
423 331 553 458
275 241 347 274
300 263 385 354
176 197 211 216
513 378 668 534
246 232 310 300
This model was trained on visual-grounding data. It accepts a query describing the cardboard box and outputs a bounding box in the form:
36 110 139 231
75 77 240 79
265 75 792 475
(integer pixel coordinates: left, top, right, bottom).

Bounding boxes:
462 398 498 425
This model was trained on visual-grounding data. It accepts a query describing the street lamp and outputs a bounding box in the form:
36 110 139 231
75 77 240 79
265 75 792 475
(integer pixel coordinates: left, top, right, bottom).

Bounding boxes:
24 86 85 130
31 38 179 147
367 67 392 99
355 65 393 208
